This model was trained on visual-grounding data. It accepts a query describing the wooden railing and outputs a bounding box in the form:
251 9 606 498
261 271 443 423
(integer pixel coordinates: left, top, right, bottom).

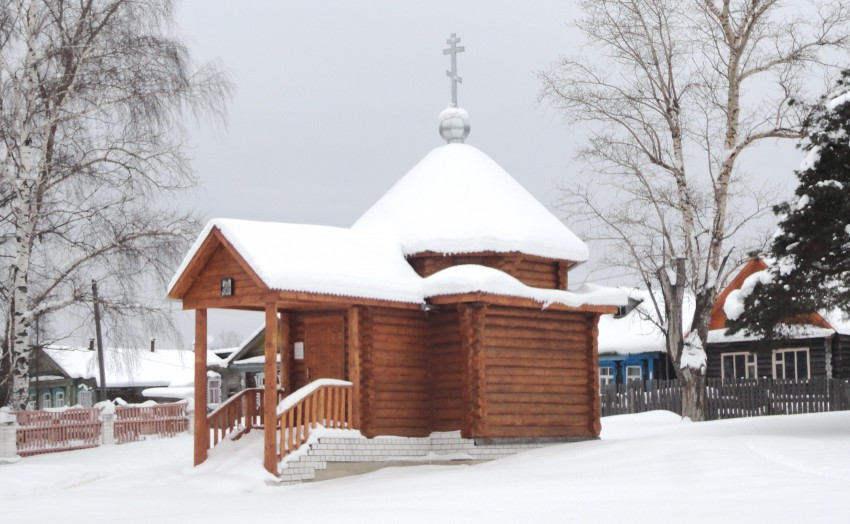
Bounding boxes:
207 387 285 448
275 381 354 462
15 408 101 456
114 403 189 444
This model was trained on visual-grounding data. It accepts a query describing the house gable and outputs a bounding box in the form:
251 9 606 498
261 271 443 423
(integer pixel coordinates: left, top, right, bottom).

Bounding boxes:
174 229 269 306
710 258 831 331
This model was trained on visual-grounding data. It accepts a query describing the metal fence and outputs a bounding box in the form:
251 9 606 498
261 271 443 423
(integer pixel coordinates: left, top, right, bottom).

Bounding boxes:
601 377 850 420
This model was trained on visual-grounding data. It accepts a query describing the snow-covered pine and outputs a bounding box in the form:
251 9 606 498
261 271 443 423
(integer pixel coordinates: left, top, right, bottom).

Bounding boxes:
727 70 850 339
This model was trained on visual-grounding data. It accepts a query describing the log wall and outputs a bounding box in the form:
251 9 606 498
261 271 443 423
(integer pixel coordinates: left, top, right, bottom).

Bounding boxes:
470 306 598 439
359 307 431 437
429 308 463 432
407 252 570 290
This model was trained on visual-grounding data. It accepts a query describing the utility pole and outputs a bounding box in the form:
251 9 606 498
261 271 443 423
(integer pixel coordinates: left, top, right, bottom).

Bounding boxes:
92 280 107 402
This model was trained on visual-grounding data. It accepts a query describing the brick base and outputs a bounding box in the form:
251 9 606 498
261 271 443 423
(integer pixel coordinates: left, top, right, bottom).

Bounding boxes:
278 431 551 484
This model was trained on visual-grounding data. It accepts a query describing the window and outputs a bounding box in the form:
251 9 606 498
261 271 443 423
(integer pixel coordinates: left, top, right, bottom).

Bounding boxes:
253 372 264 387
625 365 642 383
41 391 52 409
773 348 810 380
78 387 93 408
54 390 65 408
599 366 614 388
721 352 757 381
207 376 222 405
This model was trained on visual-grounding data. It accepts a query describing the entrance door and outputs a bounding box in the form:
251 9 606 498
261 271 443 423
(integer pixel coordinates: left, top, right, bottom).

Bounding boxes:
303 315 345 382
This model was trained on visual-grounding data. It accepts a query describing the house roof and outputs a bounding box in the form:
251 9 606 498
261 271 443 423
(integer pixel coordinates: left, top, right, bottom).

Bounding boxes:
597 288 695 356
351 143 589 262
40 346 223 388
168 220 425 304
167 142 620 311
707 257 848 343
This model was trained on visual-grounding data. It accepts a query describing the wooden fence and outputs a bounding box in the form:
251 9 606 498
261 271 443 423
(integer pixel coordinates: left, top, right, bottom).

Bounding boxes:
114 403 189 444
601 377 850 420
10 402 192 456
15 408 102 456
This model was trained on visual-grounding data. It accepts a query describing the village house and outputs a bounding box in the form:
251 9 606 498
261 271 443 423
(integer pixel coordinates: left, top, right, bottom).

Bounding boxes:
28 341 225 408
706 258 850 381
166 36 625 477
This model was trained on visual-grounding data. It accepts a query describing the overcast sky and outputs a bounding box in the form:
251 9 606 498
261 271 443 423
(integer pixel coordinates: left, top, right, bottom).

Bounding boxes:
157 0 804 348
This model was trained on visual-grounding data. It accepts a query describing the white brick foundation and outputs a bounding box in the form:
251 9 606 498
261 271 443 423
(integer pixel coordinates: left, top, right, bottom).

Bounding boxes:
278 431 551 484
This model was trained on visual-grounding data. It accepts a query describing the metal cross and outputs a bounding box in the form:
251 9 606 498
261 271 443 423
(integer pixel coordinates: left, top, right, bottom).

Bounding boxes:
443 33 465 105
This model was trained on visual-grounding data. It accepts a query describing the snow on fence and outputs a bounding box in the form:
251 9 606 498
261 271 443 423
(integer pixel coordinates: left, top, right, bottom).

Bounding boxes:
114 403 189 444
601 378 850 420
14 408 101 457
2 402 192 459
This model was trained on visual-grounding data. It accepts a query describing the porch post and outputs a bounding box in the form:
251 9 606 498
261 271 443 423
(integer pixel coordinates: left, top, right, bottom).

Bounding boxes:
194 308 208 466
278 312 291 394
347 306 361 428
263 302 279 475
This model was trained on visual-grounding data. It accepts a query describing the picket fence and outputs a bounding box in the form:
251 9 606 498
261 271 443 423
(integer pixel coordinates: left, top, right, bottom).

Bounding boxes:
9 402 190 457
600 377 850 420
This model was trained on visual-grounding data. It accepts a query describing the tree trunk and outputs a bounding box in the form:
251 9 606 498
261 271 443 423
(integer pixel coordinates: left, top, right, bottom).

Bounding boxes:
679 367 707 421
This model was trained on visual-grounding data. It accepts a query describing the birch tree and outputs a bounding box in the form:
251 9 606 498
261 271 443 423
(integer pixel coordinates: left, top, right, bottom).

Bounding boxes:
0 0 231 409
539 0 849 419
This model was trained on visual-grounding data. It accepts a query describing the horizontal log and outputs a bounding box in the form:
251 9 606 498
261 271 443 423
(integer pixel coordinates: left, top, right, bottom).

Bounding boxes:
363 426 430 438
486 373 590 387
486 360 592 373
486 379 588 395
488 305 588 319
487 402 592 416
475 425 594 438
486 391 591 405
485 344 588 358
485 414 592 428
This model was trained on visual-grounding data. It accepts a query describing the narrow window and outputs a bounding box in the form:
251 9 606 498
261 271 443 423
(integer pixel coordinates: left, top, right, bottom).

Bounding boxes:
207 376 222 405
54 390 65 408
599 366 614 388
41 391 52 409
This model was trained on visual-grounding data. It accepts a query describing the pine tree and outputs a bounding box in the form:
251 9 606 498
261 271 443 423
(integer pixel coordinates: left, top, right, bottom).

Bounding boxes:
728 71 850 338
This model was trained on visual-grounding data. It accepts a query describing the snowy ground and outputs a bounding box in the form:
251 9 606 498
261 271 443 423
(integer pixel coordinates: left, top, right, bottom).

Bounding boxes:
2 411 849 523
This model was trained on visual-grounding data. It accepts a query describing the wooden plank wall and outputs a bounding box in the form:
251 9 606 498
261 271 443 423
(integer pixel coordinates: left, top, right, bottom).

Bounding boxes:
430 308 463 432
184 245 264 303
476 306 596 438
360 307 431 437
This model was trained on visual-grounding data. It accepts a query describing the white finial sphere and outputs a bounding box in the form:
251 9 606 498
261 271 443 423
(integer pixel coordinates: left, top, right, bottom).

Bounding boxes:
438 105 470 143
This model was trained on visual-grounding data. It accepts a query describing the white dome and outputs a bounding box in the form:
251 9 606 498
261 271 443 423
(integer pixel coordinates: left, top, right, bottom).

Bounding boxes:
352 143 589 262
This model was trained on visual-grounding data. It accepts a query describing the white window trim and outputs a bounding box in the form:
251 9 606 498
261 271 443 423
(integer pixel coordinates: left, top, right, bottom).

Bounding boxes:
772 347 811 380
599 366 614 388
41 391 52 409
54 390 65 408
721 351 757 381
624 365 643 383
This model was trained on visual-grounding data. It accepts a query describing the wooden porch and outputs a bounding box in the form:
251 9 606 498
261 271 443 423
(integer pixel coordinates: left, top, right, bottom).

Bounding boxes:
193 303 362 474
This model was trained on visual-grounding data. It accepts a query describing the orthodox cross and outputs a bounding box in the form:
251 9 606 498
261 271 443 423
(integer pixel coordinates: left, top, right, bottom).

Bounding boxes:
443 33 465 105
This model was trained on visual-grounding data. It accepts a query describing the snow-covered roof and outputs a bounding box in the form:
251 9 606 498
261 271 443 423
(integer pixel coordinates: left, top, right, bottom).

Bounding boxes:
41 346 223 388
352 143 589 262
597 288 695 356
169 219 425 304
424 265 626 309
